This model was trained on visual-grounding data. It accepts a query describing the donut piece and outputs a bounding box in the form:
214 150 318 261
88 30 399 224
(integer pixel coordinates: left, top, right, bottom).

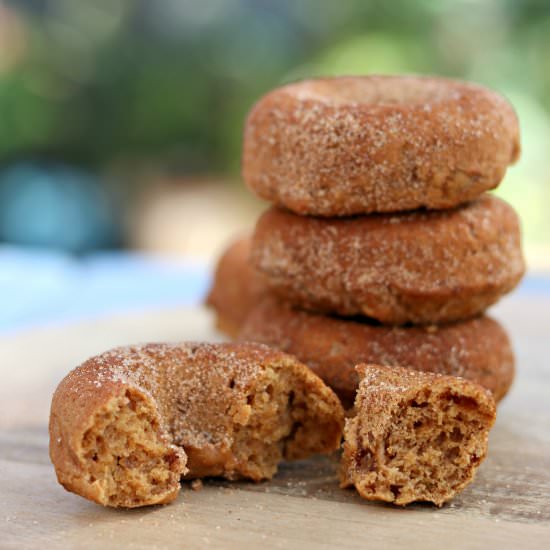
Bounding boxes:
251 195 525 324
49 342 344 507
243 75 520 216
238 298 514 408
206 235 267 337
340 364 496 506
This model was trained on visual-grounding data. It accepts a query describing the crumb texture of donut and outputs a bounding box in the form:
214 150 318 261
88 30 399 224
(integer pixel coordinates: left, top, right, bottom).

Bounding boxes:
49 342 344 507
243 75 520 216
204 360 344 481
66 390 185 507
166 345 344 481
340 364 496 506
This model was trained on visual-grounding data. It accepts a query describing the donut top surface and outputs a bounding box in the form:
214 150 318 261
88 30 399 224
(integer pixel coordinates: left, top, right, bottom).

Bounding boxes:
56 342 287 450
243 75 520 216
283 76 479 106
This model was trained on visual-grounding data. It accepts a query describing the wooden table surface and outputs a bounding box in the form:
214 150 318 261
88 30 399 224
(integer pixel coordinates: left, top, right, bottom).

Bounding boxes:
1 295 549 549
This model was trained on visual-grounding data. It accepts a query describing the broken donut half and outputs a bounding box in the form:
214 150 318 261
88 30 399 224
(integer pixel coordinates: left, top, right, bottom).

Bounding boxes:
340 364 496 506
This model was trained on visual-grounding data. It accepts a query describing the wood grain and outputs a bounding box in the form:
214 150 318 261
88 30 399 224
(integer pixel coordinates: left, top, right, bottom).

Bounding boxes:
1 295 549 549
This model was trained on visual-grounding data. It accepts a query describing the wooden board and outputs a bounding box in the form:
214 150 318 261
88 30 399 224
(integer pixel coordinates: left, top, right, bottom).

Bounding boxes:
1 295 549 549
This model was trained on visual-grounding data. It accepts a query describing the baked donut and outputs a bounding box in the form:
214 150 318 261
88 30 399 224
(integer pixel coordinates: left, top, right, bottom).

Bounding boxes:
340 364 496 506
49 342 344 508
238 298 514 408
251 195 525 324
206 235 267 338
243 75 520 217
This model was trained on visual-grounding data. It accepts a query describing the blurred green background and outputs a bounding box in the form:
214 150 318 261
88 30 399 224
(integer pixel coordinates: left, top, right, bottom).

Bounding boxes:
0 0 548 269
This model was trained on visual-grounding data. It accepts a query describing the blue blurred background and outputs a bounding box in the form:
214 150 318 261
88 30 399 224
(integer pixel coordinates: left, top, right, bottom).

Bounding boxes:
0 0 549 332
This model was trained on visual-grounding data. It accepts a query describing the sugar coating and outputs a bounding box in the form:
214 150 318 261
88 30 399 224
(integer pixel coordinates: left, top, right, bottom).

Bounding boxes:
243 75 520 216
238 297 515 407
62 343 291 450
251 194 525 324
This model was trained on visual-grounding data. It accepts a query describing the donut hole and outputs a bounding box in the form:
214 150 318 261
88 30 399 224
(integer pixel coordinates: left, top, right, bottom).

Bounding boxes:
228 362 343 480
293 77 460 107
80 389 186 507
350 386 492 506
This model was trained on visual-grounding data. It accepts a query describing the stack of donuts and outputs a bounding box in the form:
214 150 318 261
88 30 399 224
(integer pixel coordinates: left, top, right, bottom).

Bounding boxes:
48 76 525 509
207 75 525 408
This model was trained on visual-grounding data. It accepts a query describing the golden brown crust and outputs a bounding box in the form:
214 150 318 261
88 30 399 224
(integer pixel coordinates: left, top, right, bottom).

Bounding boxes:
238 298 515 408
243 75 520 216
251 195 525 324
50 342 344 507
340 364 496 506
205 235 268 338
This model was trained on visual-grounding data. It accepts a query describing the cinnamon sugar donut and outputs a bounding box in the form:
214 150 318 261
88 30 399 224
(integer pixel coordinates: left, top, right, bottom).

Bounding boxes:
238 298 515 408
243 76 520 216
206 235 267 338
251 195 525 324
340 364 496 506
49 342 344 507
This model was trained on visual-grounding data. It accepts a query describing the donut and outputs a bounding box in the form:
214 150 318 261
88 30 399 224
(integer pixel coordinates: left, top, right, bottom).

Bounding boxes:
206 235 267 337
251 194 525 324
238 298 514 408
49 342 344 507
242 75 520 217
340 364 496 506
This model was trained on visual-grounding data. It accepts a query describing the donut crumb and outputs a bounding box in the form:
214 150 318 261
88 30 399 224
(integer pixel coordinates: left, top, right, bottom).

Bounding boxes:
190 479 203 492
78 389 186 507
340 364 496 506
225 362 343 480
